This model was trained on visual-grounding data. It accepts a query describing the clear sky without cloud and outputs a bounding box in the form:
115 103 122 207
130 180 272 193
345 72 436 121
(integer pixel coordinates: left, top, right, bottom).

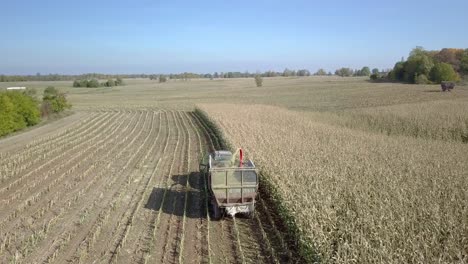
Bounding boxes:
2 0 468 75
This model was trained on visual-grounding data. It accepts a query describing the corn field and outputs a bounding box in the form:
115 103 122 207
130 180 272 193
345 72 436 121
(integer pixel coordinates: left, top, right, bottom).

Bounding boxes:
198 103 468 263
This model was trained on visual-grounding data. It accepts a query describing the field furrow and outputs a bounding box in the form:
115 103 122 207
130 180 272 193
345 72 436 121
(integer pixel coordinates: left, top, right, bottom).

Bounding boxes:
0 112 100 177
1 111 136 233
180 112 209 264
17 110 146 263
49 110 155 263
115 111 172 264
151 111 188 264
0 111 119 201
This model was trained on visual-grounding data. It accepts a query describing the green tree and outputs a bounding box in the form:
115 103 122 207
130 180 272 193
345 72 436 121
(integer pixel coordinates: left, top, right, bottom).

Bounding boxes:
115 77 124 86
87 79 100 88
42 86 71 114
0 94 18 136
43 86 59 100
415 74 430 84
434 48 464 71
106 79 115 87
8 91 40 126
390 61 405 81
460 49 468 75
297 69 310 76
335 68 353 77
51 93 70 112
429 63 460 83
254 75 263 87
0 91 41 136
314 69 327 75
372 68 379 74
404 47 434 83
80 80 89 87
283 68 292 77
360 66 371 76
159 75 167 83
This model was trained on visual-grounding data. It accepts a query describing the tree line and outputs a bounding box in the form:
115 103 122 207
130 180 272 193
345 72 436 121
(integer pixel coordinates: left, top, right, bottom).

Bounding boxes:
72 78 124 88
383 47 468 84
148 67 380 82
0 87 70 137
3 66 385 84
0 73 150 82
334 67 379 77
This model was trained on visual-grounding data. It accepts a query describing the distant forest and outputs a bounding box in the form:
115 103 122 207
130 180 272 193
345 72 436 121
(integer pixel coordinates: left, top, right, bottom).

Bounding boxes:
374 47 468 84
3 48 466 84
0 67 374 83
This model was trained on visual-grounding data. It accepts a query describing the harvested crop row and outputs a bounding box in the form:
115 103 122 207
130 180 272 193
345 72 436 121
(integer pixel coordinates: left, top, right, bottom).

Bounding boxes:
0 110 143 263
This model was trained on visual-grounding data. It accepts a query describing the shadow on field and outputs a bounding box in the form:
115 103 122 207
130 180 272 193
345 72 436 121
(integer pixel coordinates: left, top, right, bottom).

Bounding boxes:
423 89 443 93
144 171 207 219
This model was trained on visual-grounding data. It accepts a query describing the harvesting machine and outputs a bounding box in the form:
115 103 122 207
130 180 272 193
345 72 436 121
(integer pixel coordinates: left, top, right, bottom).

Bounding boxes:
199 149 258 219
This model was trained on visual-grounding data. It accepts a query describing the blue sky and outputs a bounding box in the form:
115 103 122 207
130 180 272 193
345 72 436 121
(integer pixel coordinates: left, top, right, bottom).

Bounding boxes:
1 0 468 75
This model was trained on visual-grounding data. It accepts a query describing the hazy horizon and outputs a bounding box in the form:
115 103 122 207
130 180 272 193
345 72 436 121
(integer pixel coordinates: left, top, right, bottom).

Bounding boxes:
2 0 468 75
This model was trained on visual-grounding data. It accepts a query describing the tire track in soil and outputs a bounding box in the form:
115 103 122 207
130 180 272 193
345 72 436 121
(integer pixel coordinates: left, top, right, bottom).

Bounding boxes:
180 111 209 264
139 111 180 264
190 112 240 264
150 110 188 264
163 111 191 264
142 110 181 264
165 111 203 264
186 112 213 264
114 110 172 264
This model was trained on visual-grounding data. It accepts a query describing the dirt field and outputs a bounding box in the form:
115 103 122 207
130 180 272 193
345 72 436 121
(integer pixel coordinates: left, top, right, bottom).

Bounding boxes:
0 109 292 263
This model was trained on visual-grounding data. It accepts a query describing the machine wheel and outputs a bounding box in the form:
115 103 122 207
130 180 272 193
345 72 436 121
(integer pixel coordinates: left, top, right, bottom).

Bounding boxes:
211 199 221 220
245 211 255 219
245 203 255 219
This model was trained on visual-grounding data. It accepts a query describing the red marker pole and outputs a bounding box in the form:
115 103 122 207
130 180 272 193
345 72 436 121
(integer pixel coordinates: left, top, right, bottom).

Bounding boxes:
239 148 243 167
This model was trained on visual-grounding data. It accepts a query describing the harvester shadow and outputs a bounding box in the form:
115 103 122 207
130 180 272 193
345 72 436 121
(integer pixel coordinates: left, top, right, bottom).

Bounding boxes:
144 172 207 219
423 89 444 93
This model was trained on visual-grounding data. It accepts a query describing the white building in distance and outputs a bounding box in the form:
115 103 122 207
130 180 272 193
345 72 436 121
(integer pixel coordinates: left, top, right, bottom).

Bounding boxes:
6 87 26 90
